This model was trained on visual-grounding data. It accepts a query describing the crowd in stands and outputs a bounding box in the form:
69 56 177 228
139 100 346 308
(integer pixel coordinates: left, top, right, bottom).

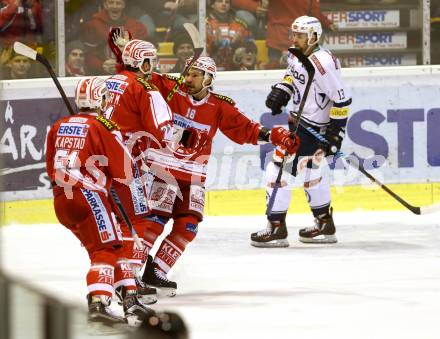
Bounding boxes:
0 0 439 79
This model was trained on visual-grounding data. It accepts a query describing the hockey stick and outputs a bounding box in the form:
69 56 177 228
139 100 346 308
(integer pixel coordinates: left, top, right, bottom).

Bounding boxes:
166 23 204 102
13 41 144 246
266 48 316 215
298 119 440 215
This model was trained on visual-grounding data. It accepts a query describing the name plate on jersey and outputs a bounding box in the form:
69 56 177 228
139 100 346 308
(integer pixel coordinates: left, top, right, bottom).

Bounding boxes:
339 54 417 68
324 10 400 29
323 32 407 50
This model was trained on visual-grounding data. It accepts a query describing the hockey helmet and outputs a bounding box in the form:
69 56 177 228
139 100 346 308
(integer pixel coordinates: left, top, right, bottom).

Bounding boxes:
122 39 157 74
185 56 217 80
75 77 109 110
291 16 323 45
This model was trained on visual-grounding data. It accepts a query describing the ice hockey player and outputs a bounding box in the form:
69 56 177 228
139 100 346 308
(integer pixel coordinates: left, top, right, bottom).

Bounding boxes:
104 39 176 301
46 77 154 326
131 56 300 295
251 16 352 247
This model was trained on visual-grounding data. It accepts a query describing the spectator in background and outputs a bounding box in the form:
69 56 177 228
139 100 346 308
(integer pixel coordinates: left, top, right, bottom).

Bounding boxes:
232 0 268 38
65 0 100 43
206 0 252 71
1 50 33 79
82 0 148 75
169 29 194 73
266 0 336 69
232 39 261 70
146 0 198 42
65 40 87 76
0 0 42 48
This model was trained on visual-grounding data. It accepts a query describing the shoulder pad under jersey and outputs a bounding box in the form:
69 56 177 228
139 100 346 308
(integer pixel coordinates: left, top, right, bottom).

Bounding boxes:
96 115 120 131
165 74 181 82
136 77 157 91
213 93 235 105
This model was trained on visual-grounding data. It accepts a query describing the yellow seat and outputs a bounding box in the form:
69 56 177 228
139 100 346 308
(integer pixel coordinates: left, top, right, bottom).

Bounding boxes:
255 39 268 64
158 42 174 56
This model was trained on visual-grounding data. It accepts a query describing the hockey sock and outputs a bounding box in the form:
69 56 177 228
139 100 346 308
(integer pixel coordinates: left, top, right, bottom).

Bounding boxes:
87 249 118 297
265 162 294 219
154 215 198 274
114 259 136 293
303 175 331 217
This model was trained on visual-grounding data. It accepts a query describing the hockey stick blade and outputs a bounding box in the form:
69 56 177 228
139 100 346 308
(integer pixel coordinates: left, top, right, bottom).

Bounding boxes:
298 119 440 215
183 22 202 49
13 41 37 60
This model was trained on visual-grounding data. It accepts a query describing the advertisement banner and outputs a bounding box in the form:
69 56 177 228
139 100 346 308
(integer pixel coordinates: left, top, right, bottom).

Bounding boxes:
1 67 440 199
339 54 417 67
324 10 400 29
323 32 407 50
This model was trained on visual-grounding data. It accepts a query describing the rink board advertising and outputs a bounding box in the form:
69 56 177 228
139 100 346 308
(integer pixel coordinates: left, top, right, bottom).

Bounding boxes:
323 10 400 29
1 67 440 198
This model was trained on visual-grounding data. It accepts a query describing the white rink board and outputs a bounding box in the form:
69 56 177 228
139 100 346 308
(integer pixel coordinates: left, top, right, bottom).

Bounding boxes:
1 66 440 197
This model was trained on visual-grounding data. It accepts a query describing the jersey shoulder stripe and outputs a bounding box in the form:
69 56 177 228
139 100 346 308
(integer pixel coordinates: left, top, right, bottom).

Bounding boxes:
96 115 120 131
310 55 326 75
213 93 235 105
165 74 181 82
136 77 158 91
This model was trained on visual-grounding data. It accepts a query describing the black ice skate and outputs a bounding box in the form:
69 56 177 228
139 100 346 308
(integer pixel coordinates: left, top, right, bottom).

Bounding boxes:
299 209 337 244
134 270 158 305
250 220 289 248
87 294 126 326
118 287 156 327
142 261 177 297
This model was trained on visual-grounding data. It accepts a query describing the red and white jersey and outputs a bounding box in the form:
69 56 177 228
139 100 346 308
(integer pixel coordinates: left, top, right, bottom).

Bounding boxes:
105 70 174 153
46 113 135 194
284 47 352 127
148 72 263 182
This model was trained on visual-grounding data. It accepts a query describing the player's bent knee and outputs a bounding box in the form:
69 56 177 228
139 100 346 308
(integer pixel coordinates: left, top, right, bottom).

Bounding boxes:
172 214 199 243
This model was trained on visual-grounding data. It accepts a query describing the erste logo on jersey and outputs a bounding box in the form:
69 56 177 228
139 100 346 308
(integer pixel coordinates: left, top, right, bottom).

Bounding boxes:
57 123 89 137
106 79 128 95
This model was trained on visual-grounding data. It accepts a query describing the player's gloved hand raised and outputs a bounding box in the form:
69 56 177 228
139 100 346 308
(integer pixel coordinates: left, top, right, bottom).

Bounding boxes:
323 124 345 155
270 127 300 155
265 83 293 115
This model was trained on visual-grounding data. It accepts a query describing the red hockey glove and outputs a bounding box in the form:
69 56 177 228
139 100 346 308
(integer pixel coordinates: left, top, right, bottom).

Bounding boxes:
270 127 300 155
173 128 209 158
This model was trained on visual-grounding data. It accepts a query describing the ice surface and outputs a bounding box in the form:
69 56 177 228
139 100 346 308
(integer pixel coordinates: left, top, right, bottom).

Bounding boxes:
2 211 440 339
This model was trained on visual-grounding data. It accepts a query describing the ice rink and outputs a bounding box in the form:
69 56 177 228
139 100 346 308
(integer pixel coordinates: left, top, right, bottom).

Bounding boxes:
2 211 440 339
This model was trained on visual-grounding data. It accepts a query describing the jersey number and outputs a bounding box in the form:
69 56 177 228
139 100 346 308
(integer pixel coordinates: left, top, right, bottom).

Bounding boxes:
54 149 79 169
185 108 196 119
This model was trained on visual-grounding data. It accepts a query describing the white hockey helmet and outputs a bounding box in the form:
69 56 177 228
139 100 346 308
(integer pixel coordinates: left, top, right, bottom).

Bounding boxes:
185 56 217 80
75 77 109 110
291 16 323 45
122 39 157 74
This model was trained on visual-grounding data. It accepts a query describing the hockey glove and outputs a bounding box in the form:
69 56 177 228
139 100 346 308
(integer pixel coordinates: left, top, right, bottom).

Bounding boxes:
265 83 293 115
272 145 295 164
270 127 300 155
324 123 345 155
173 128 209 158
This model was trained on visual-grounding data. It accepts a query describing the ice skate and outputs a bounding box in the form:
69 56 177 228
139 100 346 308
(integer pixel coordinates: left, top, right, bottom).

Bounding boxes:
134 271 158 305
299 209 337 244
117 287 156 327
87 294 126 326
250 220 289 248
142 261 177 297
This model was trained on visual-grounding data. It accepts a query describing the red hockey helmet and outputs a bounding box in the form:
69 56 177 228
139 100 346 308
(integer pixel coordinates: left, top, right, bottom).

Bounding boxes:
75 77 109 111
122 39 157 74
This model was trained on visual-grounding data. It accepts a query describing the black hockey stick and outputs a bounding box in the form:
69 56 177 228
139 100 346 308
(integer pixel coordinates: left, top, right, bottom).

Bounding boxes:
13 41 144 245
266 48 316 215
166 23 204 102
298 119 440 215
